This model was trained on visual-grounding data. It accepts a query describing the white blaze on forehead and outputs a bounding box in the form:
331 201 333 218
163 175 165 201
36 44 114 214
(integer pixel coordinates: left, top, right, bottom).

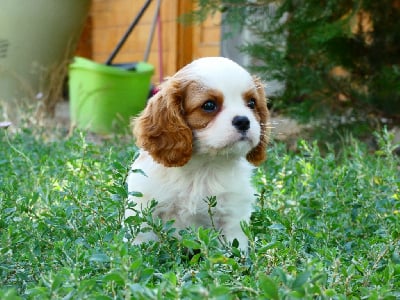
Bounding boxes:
175 57 255 97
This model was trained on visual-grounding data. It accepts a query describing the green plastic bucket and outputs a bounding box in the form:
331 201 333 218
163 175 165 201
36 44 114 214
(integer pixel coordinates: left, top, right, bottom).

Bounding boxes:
69 57 154 134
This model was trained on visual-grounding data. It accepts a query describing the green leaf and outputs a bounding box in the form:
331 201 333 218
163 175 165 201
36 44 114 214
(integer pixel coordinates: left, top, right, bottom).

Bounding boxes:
198 227 210 245
269 223 286 231
128 283 146 293
51 273 65 290
89 253 110 263
182 239 201 250
273 268 288 285
163 272 177 286
4 207 16 215
130 258 143 271
128 191 143 198
190 253 202 265
131 168 147 177
325 289 336 297
258 274 279 300
292 271 311 290
231 238 239 249
209 285 230 297
140 268 155 283
0 289 23 300
103 272 125 286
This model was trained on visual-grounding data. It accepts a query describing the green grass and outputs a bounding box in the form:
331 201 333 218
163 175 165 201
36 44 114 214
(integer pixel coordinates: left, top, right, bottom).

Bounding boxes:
1 126 399 299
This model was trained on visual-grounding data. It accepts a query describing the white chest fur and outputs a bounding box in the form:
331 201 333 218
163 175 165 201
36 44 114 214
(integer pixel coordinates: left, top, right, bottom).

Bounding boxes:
125 151 256 250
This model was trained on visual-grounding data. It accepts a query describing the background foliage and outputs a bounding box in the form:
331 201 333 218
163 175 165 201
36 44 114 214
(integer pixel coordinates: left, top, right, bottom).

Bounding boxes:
192 0 400 121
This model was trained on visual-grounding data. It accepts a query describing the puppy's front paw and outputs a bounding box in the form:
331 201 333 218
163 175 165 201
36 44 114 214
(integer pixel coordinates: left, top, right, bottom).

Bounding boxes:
132 231 159 245
223 228 249 253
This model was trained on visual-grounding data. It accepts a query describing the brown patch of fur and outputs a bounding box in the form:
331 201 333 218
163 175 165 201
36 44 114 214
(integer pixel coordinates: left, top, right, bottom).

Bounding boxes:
133 80 193 167
246 76 270 166
183 83 223 130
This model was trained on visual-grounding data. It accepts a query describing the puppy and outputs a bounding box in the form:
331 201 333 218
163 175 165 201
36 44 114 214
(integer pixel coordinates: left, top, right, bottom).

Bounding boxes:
125 57 269 251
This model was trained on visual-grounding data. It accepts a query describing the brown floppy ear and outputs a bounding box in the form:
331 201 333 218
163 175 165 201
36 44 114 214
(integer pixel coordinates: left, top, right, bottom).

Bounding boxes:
133 79 193 167
246 76 270 166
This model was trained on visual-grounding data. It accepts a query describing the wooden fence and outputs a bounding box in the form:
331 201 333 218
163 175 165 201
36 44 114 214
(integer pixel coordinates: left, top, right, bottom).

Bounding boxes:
76 0 221 83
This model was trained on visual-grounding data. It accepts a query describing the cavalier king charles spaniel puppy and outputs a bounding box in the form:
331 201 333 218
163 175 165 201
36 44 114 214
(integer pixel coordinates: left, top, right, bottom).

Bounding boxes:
125 57 269 251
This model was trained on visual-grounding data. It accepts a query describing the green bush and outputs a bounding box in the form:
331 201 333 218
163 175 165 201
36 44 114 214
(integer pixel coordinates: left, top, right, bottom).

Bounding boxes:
191 0 400 120
1 127 399 298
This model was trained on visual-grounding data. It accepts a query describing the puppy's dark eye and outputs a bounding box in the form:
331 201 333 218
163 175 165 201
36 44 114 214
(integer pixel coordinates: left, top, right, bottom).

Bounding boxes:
248 98 256 109
202 100 218 112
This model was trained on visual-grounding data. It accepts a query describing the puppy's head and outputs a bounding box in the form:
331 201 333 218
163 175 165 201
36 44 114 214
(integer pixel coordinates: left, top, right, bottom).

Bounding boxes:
133 57 269 167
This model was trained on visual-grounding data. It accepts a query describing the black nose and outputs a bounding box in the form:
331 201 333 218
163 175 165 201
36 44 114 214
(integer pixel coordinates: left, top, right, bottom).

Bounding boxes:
232 116 250 132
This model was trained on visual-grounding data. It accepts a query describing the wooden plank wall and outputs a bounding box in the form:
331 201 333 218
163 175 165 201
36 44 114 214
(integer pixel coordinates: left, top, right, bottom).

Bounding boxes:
77 0 221 83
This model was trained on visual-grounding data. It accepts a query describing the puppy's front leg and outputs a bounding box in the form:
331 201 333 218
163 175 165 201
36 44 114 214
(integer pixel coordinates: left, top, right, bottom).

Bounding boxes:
133 231 158 245
221 221 249 253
